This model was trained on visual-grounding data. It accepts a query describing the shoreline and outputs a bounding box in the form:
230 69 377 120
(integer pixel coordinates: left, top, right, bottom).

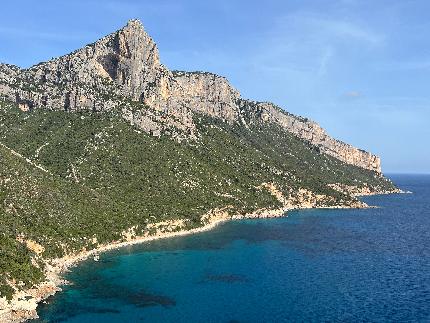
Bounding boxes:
354 188 409 197
1 189 404 322
1 206 290 322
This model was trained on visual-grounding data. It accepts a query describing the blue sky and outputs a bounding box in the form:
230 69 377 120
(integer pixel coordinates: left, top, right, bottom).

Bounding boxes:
1 0 429 173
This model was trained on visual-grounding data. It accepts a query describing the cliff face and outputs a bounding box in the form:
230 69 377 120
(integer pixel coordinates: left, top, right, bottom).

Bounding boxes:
172 71 241 122
239 101 381 172
0 19 381 173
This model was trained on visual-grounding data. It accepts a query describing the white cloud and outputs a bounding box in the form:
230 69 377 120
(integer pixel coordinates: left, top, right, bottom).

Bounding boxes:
276 11 385 46
345 91 362 98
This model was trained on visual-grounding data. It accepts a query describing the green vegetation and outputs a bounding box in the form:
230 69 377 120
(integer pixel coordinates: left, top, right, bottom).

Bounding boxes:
0 100 396 299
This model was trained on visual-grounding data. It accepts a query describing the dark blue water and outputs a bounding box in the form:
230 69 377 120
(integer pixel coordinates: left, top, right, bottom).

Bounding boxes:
35 175 430 322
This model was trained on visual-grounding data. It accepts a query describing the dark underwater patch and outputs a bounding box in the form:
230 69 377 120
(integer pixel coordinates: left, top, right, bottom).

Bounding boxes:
127 290 176 308
200 273 249 284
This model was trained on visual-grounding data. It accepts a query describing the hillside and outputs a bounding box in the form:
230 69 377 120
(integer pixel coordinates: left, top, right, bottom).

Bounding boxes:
0 19 398 321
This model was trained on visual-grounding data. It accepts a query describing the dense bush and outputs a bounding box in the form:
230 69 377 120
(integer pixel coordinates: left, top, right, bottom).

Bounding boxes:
0 100 396 296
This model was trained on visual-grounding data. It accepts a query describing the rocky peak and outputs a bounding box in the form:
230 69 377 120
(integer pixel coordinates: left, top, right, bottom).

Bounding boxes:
99 19 163 99
24 19 164 101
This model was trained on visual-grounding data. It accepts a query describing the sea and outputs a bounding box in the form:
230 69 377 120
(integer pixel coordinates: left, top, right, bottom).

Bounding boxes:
34 174 430 322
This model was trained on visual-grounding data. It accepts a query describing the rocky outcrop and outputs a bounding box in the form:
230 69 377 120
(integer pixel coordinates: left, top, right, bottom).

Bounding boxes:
0 19 382 172
0 281 58 323
328 183 403 197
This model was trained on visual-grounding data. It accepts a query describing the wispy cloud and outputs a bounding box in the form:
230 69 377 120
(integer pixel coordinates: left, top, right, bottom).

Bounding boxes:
248 10 385 81
276 11 385 46
344 91 362 98
0 26 93 42
376 59 430 72
318 47 335 77
320 19 383 45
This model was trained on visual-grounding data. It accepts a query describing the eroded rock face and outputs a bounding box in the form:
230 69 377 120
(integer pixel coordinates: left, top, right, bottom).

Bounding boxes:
172 71 241 122
0 19 382 172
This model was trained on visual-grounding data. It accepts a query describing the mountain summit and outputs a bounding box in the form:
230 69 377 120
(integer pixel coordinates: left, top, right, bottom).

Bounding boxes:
0 20 398 321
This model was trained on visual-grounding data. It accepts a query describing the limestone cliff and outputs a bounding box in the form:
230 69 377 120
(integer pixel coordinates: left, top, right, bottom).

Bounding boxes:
0 19 381 172
172 71 241 122
238 101 381 172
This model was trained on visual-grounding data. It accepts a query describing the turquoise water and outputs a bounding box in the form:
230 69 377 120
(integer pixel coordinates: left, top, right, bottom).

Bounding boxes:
35 175 430 322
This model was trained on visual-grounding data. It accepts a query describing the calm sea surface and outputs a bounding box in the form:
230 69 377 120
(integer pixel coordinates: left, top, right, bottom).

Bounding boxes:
35 175 430 322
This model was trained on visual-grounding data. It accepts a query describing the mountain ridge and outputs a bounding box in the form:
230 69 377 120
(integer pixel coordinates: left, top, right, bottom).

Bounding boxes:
0 19 381 172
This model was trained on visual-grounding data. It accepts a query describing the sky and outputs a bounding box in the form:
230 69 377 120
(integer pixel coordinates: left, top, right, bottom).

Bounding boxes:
1 0 429 173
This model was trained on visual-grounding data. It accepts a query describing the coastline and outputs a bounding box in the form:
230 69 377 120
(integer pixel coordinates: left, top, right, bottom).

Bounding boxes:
354 188 409 197
1 206 287 322
0 188 404 322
